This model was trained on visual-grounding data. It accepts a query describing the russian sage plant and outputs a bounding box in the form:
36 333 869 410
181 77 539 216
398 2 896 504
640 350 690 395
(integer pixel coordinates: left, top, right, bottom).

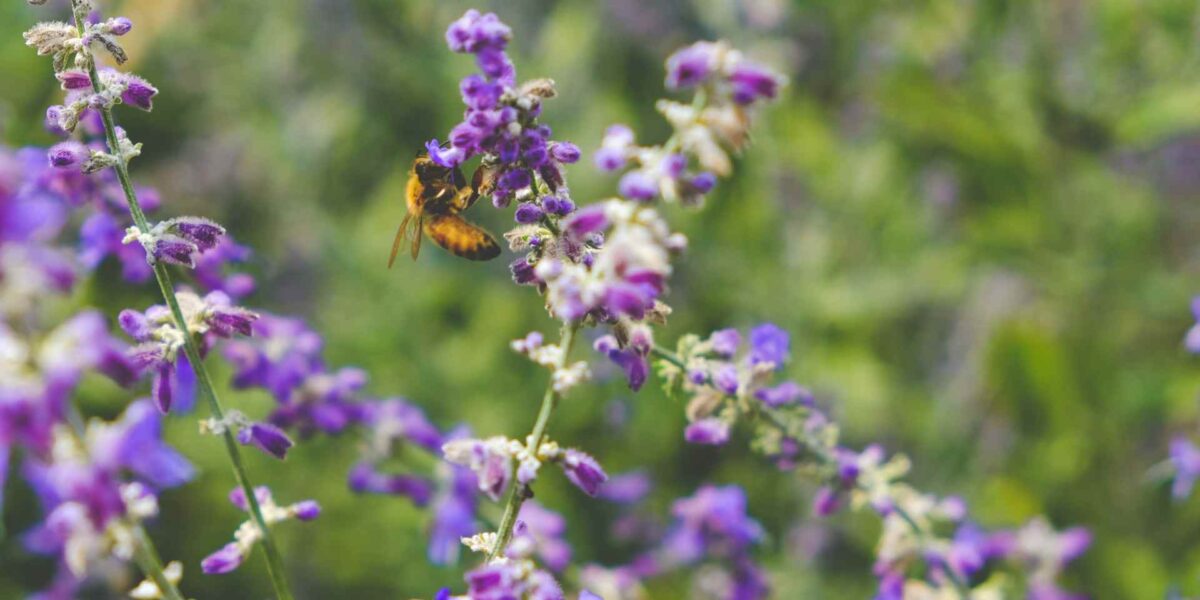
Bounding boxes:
2 2 1101 599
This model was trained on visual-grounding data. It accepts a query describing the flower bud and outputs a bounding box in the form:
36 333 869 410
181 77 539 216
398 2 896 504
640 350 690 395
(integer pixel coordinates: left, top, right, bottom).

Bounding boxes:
47 141 88 168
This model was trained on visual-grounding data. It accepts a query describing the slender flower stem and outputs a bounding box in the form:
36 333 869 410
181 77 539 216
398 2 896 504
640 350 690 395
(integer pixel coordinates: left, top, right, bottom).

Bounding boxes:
129 521 186 600
68 4 293 598
487 322 580 562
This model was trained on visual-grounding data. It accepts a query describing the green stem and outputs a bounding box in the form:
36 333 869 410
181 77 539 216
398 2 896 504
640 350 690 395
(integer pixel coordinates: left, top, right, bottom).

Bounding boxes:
129 522 187 600
68 5 293 599
486 322 580 562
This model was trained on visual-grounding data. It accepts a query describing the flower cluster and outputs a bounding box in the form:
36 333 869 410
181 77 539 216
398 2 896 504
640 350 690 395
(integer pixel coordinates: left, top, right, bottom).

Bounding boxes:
119 290 258 413
122 216 226 269
201 486 320 574
526 200 685 325
596 40 782 206
575 484 768 600
427 11 789 599
657 323 1091 597
20 400 193 597
429 10 581 207
217 312 486 560
659 323 811 446
442 435 607 501
17 3 288 595
447 501 591 599
1 128 194 597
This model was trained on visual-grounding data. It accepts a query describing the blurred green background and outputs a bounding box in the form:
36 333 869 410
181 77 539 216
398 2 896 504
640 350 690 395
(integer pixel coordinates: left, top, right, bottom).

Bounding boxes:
4 0 1200 597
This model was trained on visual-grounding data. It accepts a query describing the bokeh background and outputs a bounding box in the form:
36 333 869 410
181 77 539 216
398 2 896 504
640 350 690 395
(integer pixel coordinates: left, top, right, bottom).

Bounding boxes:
3 0 1200 597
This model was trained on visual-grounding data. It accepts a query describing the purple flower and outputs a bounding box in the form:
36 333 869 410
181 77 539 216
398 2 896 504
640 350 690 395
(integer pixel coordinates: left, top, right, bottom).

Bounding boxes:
79 212 153 283
511 501 573 571
465 560 563 600
618 170 657 201
293 500 321 521
729 63 782 105
38 310 138 388
269 366 366 436
206 486 320 574
550 142 581 164
511 257 540 285
516 202 545 224
221 313 324 402
106 17 133 36
811 486 843 517
425 139 465 168
748 323 789 368
685 418 730 445
594 334 650 391
120 75 157 111
442 437 513 501
690 171 717 194
445 10 512 54
228 486 272 512
360 398 443 451
559 449 607 496
598 470 652 504
665 42 717 89
460 74 503 110
236 422 294 460
1172 436 1200 499
121 291 258 412
1186 297 1200 353
428 453 479 565
661 484 764 566
713 364 739 395
55 70 92 90
754 381 812 408
542 195 575 216
348 462 434 506
193 237 255 299
109 399 195 489
710 328 739 355
564 205 609 238
201 543 244 575
149 234 198 266
46 142 88 169
167 216 225 253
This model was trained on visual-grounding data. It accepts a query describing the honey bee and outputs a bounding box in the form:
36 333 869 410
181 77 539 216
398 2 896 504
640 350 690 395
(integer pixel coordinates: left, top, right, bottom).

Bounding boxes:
388 154 501 266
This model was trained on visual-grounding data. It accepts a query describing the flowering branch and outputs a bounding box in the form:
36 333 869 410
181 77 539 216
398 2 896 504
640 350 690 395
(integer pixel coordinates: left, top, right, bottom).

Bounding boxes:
20 1 297 597
650 327 1089 598
487 322 580 562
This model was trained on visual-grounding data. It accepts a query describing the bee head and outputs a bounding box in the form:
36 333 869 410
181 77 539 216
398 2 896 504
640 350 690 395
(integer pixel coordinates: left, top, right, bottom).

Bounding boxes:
414 154 452 183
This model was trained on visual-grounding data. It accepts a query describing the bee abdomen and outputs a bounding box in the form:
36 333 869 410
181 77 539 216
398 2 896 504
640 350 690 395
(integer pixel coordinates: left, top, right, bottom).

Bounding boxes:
423 215 501 261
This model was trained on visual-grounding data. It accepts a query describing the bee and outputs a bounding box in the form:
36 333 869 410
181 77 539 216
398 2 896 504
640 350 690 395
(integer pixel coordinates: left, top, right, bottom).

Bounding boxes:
388 154 501 266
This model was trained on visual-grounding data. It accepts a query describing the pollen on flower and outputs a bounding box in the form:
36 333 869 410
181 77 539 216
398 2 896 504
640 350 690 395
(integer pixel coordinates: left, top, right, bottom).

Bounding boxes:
461 531 498 554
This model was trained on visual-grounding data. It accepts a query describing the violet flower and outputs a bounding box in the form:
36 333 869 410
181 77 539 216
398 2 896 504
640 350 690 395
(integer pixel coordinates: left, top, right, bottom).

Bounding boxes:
201 486 320 575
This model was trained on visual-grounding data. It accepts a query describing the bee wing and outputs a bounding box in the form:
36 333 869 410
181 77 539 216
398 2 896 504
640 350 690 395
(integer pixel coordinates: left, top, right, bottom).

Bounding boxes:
388 214 412 268
423 214 501 261
410 215 423 260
